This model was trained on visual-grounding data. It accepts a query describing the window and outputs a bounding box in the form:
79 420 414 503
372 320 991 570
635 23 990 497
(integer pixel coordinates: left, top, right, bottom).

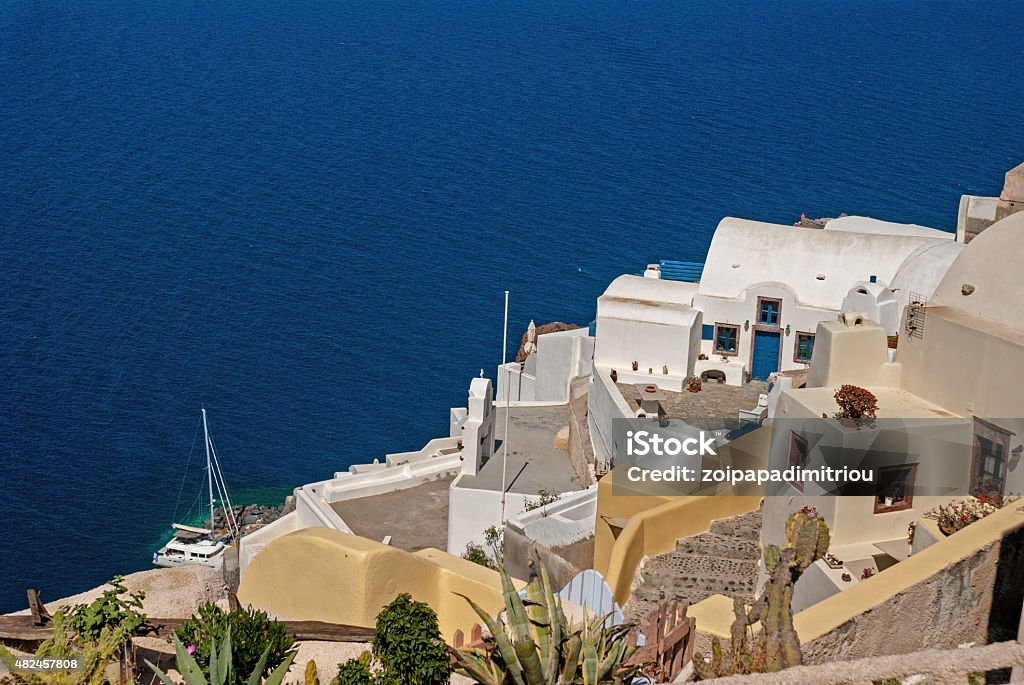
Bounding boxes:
714 324 739 355
794 333 815 363
971 419 1013 497
873 464 917 513
702 324 715 341
789 432 808 492
757 297 781 326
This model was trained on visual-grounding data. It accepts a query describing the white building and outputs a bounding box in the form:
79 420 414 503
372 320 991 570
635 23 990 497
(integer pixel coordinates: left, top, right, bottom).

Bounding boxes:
497 327 595 403
593 216 960 388
592 276 702 390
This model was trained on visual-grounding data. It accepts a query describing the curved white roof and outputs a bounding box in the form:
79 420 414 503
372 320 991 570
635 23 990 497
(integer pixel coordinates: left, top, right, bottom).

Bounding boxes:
889 241 965 312
825 216 953 240
597 275 700 327
930 212 1024 331
698 218 950 310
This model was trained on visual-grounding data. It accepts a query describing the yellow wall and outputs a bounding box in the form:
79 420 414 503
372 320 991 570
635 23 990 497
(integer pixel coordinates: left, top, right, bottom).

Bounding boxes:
689 502 1024 645
593 428 771 604
237 528 523 641
592 466 675 578
594 466 762 605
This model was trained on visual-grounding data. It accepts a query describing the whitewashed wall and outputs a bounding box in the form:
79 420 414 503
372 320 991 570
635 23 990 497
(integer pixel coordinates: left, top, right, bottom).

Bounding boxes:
505 484 598 549
694 284 833 378
497 329 595 404
587 368 635 465
446 477 533 556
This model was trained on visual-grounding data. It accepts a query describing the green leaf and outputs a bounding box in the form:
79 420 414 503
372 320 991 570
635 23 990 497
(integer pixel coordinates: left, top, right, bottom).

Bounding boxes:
245 646 272 685
144 657 180 685
263 651 297 685
174 634 208 685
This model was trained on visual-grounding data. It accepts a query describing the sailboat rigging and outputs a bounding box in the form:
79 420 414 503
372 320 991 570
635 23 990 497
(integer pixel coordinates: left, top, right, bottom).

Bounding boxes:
153 408 240 568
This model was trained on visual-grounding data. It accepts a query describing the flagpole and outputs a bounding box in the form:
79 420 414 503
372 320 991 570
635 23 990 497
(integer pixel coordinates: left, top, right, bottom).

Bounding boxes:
500 290 511 522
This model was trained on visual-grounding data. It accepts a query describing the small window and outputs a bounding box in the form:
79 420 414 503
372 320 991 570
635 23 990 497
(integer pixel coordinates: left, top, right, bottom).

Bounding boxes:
714 324 739 355
789 432 808 493
758 297 781 326
702 324 715 341
971 419 1013 497
794 333 815 363
874 464 917 514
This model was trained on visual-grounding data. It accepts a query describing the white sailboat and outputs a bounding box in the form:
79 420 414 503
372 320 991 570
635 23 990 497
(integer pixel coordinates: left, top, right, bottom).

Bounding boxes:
154 408 240 568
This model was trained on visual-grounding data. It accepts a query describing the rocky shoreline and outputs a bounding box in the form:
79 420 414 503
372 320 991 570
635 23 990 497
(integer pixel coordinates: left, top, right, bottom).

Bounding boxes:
205 497 294 536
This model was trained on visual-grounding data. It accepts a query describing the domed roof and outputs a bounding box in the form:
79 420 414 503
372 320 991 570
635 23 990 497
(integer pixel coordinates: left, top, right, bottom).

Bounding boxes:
929 212 1024 330
699 218 949 310
889 240 965 313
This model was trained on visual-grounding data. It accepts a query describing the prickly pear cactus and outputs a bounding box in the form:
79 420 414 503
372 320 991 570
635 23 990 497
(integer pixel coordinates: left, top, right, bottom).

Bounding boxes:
693 511 830 680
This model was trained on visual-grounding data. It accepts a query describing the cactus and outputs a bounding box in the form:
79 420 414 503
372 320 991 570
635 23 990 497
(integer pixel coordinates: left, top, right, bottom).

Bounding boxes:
693 511 830 680
304 659 319 685
452 560 638 685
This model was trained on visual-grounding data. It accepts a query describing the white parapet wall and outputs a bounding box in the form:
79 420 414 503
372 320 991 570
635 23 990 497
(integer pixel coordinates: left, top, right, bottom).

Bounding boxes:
238 436 465 580
446 474 534 557
322 437 463 502
497 329 595 404
505 484 598 549
587 367 634 467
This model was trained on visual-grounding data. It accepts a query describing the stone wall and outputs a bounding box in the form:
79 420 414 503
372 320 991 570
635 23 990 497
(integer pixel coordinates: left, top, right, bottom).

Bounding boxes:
503 524 593 590
567 375 596 486
801 525 1024 664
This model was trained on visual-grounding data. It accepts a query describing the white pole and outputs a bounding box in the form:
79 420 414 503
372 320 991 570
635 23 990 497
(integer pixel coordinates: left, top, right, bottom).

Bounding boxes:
202 407 215 534
500 290 511 522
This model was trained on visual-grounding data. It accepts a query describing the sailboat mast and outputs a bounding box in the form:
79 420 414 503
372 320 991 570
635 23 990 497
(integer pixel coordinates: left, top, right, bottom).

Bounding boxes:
202 407 215 533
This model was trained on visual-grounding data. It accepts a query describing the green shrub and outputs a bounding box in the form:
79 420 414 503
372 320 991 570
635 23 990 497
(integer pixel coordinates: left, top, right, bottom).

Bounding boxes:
175 603 295 680
1 610 136 685
66 576 147 645
372 594 450 685
461 542 495 569
148 627 295 685
334 653 374 685
523 489 560 512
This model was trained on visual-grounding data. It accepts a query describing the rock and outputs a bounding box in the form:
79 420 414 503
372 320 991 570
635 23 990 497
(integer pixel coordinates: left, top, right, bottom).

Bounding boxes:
553 425 570 452
7 566 225 620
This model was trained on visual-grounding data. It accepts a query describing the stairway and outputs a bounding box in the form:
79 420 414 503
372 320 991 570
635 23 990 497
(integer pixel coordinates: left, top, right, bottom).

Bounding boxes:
623 509 762 626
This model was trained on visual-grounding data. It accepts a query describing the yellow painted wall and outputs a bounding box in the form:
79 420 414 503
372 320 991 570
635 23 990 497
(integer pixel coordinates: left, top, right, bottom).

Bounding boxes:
237 528 523 641
592 466 675 578
593 429 770 605
688 502 1024 645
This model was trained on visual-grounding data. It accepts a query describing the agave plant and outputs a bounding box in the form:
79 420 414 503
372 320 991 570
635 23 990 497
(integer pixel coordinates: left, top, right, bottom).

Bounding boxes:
452 561 637 685
145 627 296 685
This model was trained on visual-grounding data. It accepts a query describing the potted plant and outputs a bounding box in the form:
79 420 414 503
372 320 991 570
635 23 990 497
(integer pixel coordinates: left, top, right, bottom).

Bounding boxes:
925 497 1001 536
834 384 878 427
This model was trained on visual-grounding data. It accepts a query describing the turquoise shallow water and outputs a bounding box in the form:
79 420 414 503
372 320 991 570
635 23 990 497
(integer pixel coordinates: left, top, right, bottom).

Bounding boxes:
2 0 1023 611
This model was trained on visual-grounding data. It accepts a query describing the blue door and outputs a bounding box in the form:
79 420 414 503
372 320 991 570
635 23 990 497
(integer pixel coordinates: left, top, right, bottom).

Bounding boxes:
751 330 781 380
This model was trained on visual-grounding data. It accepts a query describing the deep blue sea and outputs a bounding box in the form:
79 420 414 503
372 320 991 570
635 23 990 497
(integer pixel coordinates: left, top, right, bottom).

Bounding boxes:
2 0 1022 612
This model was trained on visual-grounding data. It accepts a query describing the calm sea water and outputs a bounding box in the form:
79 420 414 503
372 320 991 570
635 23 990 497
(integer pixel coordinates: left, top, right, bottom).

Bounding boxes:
2 0 1022 612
